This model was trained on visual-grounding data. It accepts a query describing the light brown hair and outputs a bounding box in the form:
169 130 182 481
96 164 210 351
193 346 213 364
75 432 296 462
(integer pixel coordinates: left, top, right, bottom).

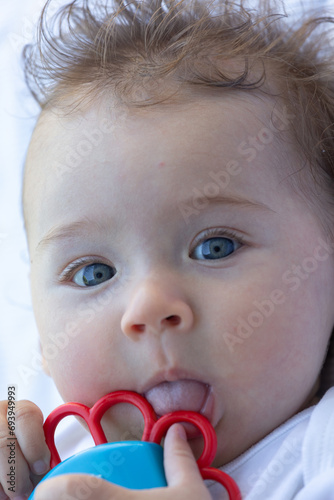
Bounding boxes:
23 0 334 221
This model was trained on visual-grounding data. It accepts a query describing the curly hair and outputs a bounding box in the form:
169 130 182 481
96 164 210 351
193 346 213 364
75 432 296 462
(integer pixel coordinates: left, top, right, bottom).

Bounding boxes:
23 0 334 207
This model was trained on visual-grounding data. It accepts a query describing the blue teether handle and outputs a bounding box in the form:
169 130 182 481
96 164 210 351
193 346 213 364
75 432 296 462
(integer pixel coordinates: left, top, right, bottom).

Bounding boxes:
28 441 167 499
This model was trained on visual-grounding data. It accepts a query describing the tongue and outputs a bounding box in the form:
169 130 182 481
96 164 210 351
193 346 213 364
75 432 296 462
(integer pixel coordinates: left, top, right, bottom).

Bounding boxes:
145 379 208 416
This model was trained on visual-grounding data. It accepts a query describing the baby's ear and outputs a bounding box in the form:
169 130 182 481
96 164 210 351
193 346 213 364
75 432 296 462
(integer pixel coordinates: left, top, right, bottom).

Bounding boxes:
39 340 51 376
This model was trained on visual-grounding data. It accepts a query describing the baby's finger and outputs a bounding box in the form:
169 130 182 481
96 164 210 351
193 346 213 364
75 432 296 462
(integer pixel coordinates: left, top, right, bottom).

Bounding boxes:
0 401 32 498
34 474 131 500
14 401 50 477
163 424 211 498
0 482 11 500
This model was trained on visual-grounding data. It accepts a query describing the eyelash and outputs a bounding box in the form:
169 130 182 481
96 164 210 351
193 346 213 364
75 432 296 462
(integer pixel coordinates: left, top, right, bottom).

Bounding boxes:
190 227 247 254
58 228 246 284
58 257 109 283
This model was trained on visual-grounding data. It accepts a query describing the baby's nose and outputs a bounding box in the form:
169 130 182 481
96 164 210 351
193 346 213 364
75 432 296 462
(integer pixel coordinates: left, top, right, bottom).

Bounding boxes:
120 282 194 339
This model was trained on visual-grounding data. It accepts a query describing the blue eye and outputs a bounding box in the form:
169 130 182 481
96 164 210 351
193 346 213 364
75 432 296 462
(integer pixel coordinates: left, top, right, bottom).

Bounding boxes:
73 263 116 287
191 236 238 260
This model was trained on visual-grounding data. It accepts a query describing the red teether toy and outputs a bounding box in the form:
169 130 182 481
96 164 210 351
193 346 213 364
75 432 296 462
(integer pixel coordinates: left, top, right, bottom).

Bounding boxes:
29 391 241 499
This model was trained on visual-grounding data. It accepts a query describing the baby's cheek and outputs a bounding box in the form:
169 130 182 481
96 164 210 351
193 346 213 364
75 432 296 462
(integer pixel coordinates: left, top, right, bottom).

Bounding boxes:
210 271 285 347
38 313 97 397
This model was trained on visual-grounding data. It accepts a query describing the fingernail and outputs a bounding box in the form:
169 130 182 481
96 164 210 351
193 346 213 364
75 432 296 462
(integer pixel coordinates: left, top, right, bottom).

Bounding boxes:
32 459 49 475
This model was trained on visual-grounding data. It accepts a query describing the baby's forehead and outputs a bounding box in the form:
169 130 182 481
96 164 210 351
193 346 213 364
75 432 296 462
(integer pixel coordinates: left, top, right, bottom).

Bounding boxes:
29 90 283 148
23 91 312 233
26 93 279 192
24 93 290 182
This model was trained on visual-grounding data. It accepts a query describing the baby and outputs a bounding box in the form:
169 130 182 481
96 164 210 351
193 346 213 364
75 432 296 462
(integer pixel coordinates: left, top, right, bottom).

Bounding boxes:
2 0 334 498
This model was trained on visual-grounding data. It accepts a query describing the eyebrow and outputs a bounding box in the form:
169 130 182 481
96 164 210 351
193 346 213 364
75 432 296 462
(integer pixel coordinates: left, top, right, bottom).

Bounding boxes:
181 193 275 213
36 194 274 252
35 218 108 253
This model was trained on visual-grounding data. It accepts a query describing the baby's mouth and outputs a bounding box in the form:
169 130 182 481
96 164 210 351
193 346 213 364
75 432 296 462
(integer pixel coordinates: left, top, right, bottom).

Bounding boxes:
144 379 213 438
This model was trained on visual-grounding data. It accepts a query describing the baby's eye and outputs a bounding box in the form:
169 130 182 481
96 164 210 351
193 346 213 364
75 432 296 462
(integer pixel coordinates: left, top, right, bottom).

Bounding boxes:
73 263 116 287
191 235 239 260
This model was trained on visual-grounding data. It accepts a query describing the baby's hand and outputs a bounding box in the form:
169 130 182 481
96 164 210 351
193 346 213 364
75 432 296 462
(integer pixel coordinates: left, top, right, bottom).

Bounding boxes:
34 424 212 500
0 400 50 499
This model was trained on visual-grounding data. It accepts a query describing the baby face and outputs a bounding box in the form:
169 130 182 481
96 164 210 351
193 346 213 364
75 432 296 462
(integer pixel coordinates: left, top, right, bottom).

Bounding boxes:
25 93 334 465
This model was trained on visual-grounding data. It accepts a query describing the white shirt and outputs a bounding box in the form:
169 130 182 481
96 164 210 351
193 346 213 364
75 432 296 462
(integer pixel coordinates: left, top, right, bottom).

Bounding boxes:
207 388 334 499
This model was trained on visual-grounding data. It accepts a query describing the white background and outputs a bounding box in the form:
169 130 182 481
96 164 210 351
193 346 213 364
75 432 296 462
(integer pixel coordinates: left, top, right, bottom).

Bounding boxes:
0 0 62 409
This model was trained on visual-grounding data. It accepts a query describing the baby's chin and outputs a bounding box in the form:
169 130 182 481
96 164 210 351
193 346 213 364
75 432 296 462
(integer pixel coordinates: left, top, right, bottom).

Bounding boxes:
101 410 210 463
100 403 146 442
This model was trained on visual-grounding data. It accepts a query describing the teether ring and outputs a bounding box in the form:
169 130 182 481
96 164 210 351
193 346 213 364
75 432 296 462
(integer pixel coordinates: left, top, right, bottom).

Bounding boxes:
44 391 157 467
29 391 241 500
